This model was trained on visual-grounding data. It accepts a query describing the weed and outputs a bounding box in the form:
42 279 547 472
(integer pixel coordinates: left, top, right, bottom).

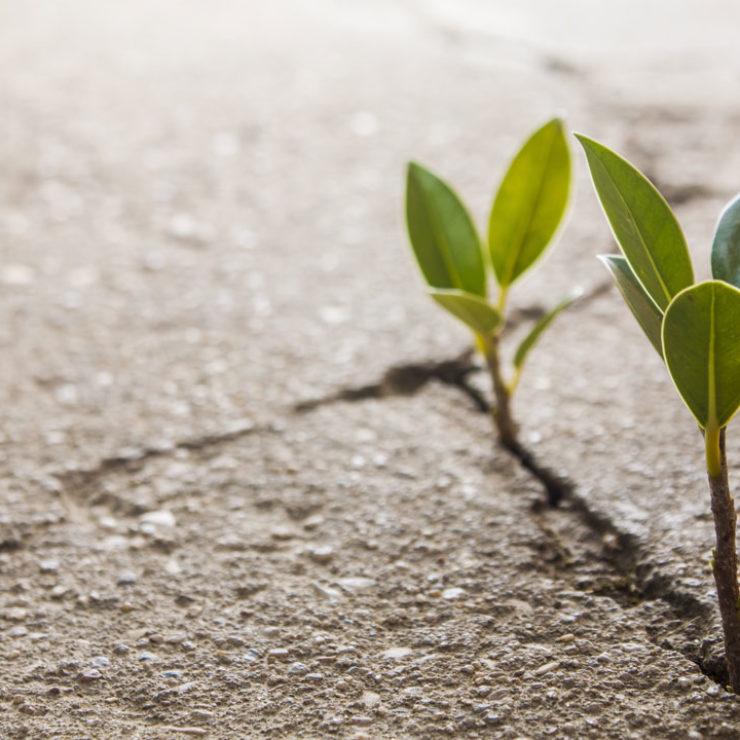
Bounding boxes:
578 134 740 689
405 119 578 452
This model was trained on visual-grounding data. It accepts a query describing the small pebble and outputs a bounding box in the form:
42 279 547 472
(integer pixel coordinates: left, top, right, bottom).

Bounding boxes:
191 709 215 720
4 607 28 621
303 514 325 531
165 559 182 575
533 660 560 677
381 647 412 660
307 546 334 564
117 572 137 586
288 662 308 675
441 587 466 600
38 559 59 573
78 669 103 682
311 582 342 600
337 577 376 592
140 510 176 529
90 656 110 668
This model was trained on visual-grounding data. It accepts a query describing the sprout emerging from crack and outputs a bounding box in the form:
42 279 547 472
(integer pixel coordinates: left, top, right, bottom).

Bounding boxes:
578 133 740 690
405 118 579 452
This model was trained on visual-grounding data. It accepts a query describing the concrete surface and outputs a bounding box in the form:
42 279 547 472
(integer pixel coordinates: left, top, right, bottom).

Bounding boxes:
3 1 740 737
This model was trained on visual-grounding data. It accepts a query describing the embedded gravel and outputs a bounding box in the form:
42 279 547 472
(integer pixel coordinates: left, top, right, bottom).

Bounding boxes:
4 1 740 738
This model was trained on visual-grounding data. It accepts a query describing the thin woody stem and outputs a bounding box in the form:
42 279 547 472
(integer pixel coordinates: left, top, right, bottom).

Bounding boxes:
483 335 518 451
707 426 740 690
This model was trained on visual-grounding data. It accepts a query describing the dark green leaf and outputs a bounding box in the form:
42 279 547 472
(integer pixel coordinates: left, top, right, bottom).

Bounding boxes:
405 162 486 296
663 281 740 429
576 134 693 310
600 254 664 356
513 289 582 370
488 118 571 288
428 288 502 336
711 193 740 289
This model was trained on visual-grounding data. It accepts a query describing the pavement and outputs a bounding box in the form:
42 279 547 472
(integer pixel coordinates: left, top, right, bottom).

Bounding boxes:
3 1 740 738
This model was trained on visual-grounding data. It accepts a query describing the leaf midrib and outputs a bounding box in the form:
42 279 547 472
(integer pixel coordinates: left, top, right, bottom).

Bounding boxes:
416 175 466 292
501 128 558 286
594 155 672 307
708 285 717 428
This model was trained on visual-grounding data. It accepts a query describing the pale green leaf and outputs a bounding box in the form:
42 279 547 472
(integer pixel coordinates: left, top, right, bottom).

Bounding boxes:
576 134 693 310
662 281 740 429
488 118 571 288
711 192 740 289
428 288 502 336
406 162 486 296
513 289 582 370
600 254 664 356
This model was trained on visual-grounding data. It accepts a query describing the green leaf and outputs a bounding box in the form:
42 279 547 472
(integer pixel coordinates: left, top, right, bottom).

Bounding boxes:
513 288 582 370
405 162 486 297
488 118 571 288
575 134 693 310
428 288 502 336
600 254 664 356
711 193 740 289
662 280 740 429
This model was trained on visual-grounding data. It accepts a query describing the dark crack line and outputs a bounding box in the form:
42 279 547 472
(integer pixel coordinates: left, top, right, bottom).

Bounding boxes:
53 421 268 492
295 279 613 415
294 348 488 414
293 275 728 684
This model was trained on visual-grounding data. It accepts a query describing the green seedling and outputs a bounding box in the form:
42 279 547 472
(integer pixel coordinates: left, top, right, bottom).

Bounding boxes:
578 133 740 689
405 118 579 452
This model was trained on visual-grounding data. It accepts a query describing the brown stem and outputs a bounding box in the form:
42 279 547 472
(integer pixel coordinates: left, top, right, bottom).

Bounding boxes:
708 427 740 690
483 335 518 450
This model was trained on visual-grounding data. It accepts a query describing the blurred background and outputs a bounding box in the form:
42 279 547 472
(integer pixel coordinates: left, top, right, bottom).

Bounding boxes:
2 0 740 471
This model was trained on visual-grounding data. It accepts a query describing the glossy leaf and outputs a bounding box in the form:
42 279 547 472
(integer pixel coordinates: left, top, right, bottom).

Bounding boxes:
576 134 693 310
488 118 571 288
513 288 582 370
712 193 740 289
406 162 486 297
600 254 664 356
428 288 502 336
662 281 740 429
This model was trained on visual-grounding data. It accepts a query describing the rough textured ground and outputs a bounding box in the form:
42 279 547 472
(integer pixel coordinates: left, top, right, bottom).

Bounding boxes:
4 1 740 738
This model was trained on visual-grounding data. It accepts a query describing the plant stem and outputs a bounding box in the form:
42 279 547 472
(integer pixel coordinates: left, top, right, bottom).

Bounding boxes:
483 335 518 450
706 425 740 690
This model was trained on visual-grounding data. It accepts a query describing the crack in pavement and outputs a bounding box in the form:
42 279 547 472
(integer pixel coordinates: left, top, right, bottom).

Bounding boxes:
291 287 728 683
294 348 488 414
295 280 613 418
52 420 268 495
33 275 725 684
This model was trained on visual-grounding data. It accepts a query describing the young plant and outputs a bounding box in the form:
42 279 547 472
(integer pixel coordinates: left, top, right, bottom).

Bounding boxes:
578 133 740 689
404 118 578 452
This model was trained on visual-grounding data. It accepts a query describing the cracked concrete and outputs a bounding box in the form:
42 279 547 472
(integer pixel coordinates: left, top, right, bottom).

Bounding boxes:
4 0 740 737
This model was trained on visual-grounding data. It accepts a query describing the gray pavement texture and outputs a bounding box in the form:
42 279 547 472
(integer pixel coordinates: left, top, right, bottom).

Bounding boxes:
3 1 740 738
